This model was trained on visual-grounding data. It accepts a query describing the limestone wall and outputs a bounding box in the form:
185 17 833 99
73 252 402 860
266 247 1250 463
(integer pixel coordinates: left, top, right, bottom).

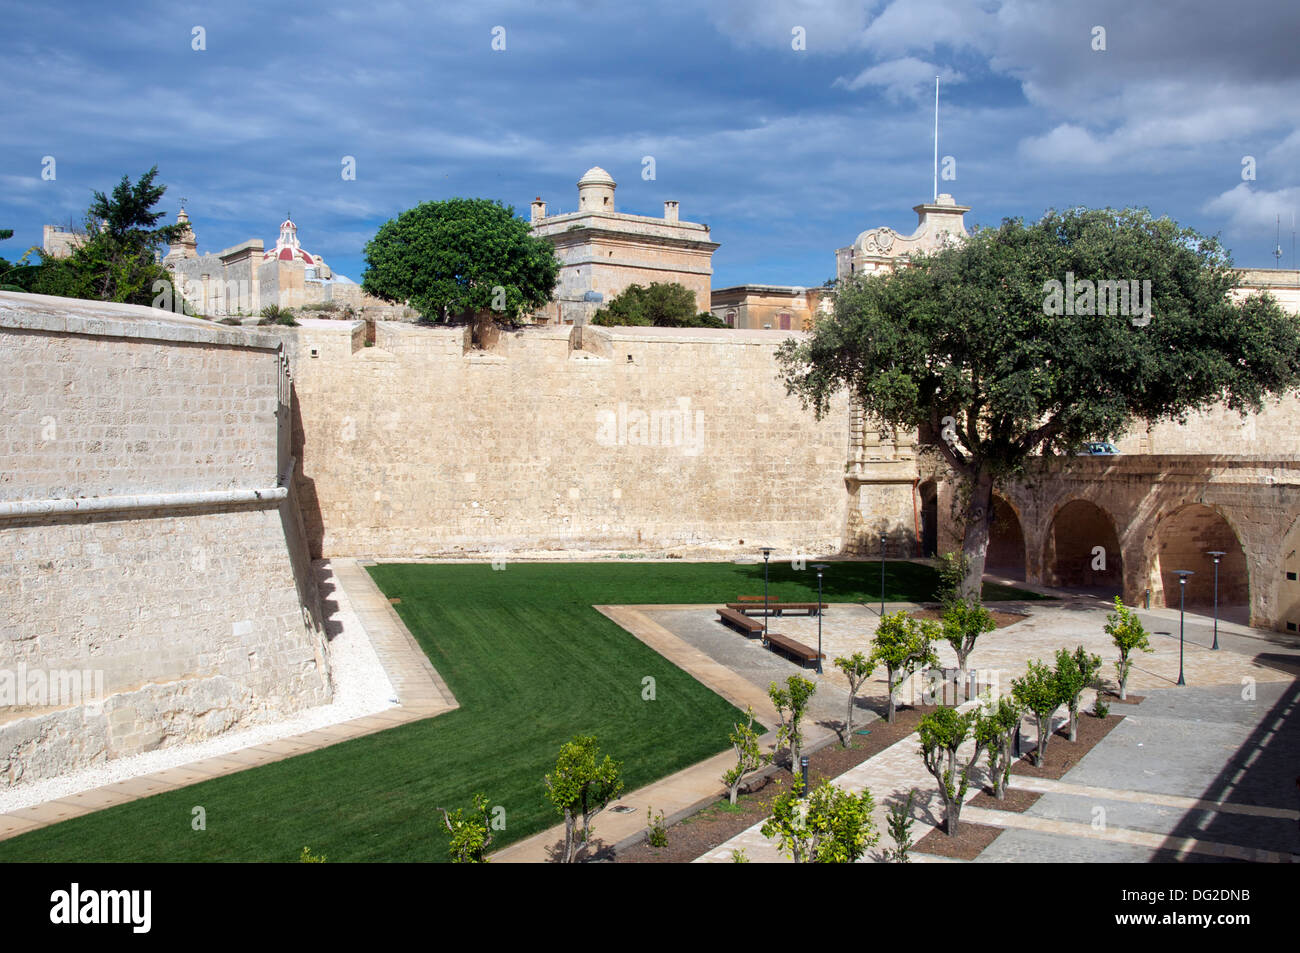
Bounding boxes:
0 292 331 787
280 320 851 559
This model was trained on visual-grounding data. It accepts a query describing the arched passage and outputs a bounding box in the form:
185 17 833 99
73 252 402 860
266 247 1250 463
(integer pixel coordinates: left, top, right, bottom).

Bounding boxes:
1149 504 1249 611
1042 499 1123 595
1280 514 1300 633
986 495 1026 580
919 480 938 558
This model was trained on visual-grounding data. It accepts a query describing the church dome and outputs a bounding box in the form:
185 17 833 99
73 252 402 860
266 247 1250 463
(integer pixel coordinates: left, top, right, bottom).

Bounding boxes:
263 217 318 265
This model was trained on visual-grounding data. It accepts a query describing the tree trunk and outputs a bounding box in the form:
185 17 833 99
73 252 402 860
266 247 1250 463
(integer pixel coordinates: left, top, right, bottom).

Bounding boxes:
1035 713 1050 765
1069 707 1078 742
958 465 996 602
563 811 576 863
1119 662 1129 701
845 693 854 747
887 668 897 722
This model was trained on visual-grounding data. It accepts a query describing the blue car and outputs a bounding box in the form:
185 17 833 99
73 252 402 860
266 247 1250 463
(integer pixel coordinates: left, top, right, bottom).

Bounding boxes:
1077 441 1120 455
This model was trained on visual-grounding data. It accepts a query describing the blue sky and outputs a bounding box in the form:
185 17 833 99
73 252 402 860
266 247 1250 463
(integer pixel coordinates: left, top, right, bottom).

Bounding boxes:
4 0 1299 289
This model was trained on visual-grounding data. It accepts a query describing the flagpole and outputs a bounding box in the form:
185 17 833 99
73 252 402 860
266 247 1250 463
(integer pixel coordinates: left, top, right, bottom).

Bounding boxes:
933 76 939 203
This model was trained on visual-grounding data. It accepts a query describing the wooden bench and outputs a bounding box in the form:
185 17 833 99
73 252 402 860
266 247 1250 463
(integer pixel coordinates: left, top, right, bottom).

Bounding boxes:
726 602 782 616
764 632 823 666
771 602 827 616
717 607 765 637
737 595 767 603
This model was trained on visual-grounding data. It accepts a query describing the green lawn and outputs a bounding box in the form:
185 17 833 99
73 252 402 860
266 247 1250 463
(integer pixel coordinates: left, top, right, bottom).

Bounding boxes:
0 560 1040 862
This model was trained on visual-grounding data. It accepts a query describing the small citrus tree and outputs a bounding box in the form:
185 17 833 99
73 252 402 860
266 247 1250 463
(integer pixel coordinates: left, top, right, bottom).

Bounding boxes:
1055 645 1103 741
832 652 876 745
974 693 1023 799
769 675 817 771
1105 597 1152 700
722 706 772 804
940 598 996 678
918 706 985 836
440 793 494 863
761 778 879 863
869 611 940 722
544 735 624 863
1012 660 1062 766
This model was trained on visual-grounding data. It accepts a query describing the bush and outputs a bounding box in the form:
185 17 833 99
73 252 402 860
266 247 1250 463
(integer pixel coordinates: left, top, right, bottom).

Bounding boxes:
259 304 298 326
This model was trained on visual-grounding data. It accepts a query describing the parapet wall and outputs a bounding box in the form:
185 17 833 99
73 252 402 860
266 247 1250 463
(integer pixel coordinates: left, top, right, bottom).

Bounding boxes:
0 292 331 788
281 320 853 558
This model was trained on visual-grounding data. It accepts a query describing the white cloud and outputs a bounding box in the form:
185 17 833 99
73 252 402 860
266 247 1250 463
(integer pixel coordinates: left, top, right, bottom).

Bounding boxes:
834 57 964 101
1202 183 1300 236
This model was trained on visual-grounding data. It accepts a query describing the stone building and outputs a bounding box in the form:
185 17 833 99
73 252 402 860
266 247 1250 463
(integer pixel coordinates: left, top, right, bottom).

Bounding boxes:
709 284 830 330
160 209 378 317
835 192 971 280
528 166 720 325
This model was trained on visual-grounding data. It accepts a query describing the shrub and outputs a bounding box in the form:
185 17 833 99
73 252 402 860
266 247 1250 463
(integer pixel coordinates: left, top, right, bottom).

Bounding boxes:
646 806 667 848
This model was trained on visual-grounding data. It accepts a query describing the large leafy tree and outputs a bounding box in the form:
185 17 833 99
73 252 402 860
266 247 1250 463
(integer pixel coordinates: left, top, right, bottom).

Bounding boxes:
591 281 724 327
362 198 559 324
30 167 182 306
778 208 1300 600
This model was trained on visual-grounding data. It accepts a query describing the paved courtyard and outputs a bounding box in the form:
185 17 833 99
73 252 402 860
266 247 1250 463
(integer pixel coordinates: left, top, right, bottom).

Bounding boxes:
639 594 1300 863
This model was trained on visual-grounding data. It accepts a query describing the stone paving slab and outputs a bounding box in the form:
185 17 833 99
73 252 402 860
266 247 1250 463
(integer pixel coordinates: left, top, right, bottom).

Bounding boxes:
0 557 458 844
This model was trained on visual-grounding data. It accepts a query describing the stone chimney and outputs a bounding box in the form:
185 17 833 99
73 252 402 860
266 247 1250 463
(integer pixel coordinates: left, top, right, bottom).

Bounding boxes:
663 200 679 223
530 197 547 224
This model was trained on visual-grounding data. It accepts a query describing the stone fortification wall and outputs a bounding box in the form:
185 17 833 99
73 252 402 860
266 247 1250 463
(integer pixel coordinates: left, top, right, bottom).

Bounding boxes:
280 321 852 559
0 292 331 788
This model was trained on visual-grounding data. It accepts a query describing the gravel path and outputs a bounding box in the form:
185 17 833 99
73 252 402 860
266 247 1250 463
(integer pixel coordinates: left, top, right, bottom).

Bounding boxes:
0 559 396 814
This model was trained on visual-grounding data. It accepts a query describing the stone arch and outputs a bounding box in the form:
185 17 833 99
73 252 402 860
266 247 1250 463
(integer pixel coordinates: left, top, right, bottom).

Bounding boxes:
1147 503 1249 610
986 494 1026 580
919 479 939 558
1041 498 1123 594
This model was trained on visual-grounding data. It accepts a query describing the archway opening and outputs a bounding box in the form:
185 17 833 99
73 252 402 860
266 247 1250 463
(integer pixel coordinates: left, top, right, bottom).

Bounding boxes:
919 480 938 558
985 495 1026 581
1043 500 1123 596
1150 504 1249 617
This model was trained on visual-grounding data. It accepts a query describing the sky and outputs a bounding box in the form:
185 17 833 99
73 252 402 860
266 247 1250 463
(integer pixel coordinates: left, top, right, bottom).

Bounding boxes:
4 0 1299 289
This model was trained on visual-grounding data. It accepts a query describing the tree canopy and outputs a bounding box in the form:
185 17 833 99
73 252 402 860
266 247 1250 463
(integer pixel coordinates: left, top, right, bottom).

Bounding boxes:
361 198 559 323
778 207 1300 598
591 281 725 327
26 167 182 306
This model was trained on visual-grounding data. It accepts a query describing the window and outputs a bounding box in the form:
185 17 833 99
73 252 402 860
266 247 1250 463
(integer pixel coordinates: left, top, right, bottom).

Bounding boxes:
725 310 736 327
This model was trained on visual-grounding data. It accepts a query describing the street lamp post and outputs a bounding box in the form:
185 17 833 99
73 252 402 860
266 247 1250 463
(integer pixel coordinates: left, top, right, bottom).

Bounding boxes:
1174 570 1195 686
761 547 773 643
1207 551 1226 651
812 563 829 674
880 534 887 619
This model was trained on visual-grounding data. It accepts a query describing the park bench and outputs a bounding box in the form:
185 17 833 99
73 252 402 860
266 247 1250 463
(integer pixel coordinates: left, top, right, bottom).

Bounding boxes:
772 602 826 616
717 607 765 637
726 602 782 616
764 631 823 667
